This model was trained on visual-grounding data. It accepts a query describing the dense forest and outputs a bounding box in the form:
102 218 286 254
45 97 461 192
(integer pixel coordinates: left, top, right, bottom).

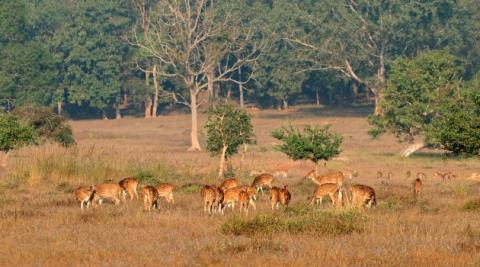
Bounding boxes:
0 0 479 151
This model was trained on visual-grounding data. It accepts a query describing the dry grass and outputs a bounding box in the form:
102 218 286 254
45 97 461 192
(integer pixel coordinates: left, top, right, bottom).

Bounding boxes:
0 106 479 266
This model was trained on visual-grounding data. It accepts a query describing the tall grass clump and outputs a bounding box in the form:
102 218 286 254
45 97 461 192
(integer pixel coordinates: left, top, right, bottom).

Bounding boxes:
221 208 366 237
462 199 480 211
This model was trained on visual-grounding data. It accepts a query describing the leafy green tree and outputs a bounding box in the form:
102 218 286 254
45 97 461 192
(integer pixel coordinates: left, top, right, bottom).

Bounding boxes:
368 50 477 156
428 81 480 155
51 0 134 117
205 104 254 177
272 125 343 173
0 112 37 168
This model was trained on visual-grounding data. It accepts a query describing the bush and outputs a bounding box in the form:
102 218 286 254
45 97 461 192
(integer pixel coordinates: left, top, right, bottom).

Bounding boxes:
0 112 36 152
272 125 342 171
221 209 365 236
13 106 75 147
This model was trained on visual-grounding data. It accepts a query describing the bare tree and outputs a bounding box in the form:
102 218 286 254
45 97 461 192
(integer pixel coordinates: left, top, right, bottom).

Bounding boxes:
131 0 265 151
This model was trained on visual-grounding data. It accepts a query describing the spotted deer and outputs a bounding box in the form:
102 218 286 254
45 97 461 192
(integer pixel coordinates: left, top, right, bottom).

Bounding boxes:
200 185 217 214
155 183 175 204
220 178 241 191
347 184 376 208
413 178 423 202
92 183 123 206
142 185 159 211
118 177 139 201
74 185 96 210
251 173 274 194
305 170 347 186
239 190 250 215
310 183 342 208
270 185 291 210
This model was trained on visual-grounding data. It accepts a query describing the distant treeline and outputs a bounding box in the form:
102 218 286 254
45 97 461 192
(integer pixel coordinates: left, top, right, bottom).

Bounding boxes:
0 0 479 119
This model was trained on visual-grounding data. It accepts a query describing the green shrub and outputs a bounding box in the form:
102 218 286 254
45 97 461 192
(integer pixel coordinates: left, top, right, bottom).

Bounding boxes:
0 113 36 152
13 105 75 147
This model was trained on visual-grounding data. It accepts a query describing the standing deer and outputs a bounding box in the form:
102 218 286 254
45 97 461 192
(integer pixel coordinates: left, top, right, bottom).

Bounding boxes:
270 185 291 210
155 183 175 204
239 190 250 215
92 183 123 206
200 185 217 214
310 183 342 208
413 178 423 202
347 184 376 208
74 185 96 210
251 173 274 194
219 178 241 191
142 185 159 211
118 177 139 201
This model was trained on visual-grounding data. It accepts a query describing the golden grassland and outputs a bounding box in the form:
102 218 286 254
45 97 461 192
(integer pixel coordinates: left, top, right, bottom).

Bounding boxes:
0 106 480 266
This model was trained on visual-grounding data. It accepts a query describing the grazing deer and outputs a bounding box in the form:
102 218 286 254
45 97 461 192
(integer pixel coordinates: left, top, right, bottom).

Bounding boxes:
213 186 224 214
270 185 291 210
155 183 175 204
376 171 383 179
413 178 423 202
74 185 96 210
239 190 250 215
347 184 376 208
305 170 346 186
251 173 274 194
310 183 342 208
92 183 123 206
118 177 139 201
220 178 241 191
142 185 159 211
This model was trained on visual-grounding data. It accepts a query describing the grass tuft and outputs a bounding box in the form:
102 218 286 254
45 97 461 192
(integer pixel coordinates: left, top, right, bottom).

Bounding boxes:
462 199 480 211
221 209 365 236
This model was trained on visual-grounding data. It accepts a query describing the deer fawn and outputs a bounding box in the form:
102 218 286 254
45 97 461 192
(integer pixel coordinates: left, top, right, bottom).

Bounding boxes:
251 173 274 194
92 183 123 206
220 178 241 191
348 184 376 208
270 185 291 210
74 185 96 210
142 186 159 211
413 178 423 202
118 177 139 201
236 185 257 210
239 190 250 215
155 183 175 204
311 183 342 208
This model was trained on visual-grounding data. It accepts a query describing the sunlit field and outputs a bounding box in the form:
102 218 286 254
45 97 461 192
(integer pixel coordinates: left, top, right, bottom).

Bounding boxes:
1 106 479 266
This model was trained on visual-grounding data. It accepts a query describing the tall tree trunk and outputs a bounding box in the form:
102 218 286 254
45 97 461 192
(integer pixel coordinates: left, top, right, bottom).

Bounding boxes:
218 145 228 177
374 47 386 116
283 99 288 110
373 90 383 116
144 70 152 118
316 88 320 106
188 90 202 151
401 142 426 157
102 110 108 120
152 64 159 118
239 83 244 108
115 104 121 120
238 68 244 108
57 101 63 115
226 86 231 101
207 71 214 105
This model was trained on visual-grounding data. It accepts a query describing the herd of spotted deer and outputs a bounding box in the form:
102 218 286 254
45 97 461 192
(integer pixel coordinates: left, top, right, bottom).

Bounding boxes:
74 169 457 213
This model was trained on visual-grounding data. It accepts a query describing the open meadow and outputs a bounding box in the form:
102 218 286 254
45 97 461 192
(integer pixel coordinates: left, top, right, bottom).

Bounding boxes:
1 106 480 266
